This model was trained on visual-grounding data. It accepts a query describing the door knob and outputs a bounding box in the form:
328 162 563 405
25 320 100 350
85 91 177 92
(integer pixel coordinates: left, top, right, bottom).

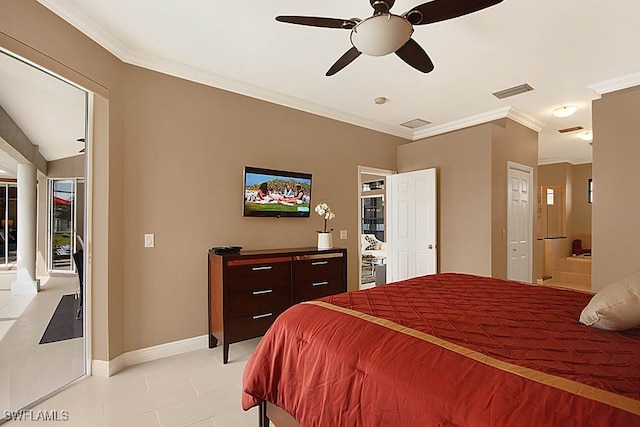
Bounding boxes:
428 244 434 249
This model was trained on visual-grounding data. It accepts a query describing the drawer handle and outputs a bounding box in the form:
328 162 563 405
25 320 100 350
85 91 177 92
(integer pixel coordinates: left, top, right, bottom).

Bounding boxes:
252 289 273 295
252 313 273 320
312 281 329 287
252 266 273 271
311 261 328 266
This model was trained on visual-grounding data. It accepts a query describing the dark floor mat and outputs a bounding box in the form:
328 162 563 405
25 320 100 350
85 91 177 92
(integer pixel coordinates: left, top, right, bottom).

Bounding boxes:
39 294 83 344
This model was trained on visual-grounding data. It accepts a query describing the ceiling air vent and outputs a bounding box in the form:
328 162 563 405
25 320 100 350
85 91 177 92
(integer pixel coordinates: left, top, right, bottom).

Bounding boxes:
558 126 584 134
492 83 534 99
401 118 431 129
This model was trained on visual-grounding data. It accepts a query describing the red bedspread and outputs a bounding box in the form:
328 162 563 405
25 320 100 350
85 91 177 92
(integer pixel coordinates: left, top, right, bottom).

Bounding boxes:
242 273 640 426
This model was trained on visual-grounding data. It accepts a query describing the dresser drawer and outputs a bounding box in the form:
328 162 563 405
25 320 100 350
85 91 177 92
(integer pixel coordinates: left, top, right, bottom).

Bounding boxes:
225 308 287 343
226 258 291 292
227 286 290 318
293 278 344 303
292 256 343 284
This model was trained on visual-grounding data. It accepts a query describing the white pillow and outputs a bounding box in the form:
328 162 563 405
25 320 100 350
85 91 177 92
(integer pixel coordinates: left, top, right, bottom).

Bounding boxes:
579 269 640 331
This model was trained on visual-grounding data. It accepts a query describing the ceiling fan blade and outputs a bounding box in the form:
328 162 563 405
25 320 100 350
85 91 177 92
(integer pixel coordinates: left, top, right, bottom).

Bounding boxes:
395 38 434 73
406 0 503 25
326 47 362 76
276 16 357 29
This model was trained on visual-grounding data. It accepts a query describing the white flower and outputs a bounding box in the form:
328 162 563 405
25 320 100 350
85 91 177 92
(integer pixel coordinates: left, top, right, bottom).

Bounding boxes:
315 202 335 232
315 203 328 216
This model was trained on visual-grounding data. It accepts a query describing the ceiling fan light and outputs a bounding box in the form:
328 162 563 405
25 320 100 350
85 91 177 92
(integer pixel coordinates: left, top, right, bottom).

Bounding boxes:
552 105 578 118
350 14 413 56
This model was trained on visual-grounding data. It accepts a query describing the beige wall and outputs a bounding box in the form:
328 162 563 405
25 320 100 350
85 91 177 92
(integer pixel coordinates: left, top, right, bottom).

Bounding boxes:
538 162 593 237
569 163 592 236
121 64 402 351
490 119 539 280
397 119 538 280
538 163 571 242
47 155 85 178
1 0 405 358
398 124 493 276
592 85 640 291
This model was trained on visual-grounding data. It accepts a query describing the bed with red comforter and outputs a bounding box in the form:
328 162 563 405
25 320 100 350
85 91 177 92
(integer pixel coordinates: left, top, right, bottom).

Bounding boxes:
242 273 640 426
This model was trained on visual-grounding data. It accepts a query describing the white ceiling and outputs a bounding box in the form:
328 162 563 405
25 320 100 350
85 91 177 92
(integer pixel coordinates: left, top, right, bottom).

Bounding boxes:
9 0 640 168
0 49 86 177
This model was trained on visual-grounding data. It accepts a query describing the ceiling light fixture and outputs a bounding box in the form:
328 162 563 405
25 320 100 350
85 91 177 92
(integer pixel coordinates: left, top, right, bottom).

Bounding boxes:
552 106 578 118
350 14 413 56
374 97 388 105
579 131 593 141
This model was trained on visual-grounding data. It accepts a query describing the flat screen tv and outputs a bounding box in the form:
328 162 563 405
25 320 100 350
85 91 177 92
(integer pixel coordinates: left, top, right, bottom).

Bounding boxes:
243 166 312 217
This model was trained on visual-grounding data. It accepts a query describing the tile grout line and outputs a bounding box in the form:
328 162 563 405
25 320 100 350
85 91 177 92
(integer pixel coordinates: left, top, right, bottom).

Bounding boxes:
144 374 151 391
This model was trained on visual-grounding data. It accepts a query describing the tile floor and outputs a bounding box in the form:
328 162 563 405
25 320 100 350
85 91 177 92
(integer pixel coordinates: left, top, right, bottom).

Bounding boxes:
1 274 84 417
4 337 262 427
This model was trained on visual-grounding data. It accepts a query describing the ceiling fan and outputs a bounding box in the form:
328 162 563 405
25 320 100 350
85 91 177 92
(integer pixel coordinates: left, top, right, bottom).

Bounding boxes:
276 0 503 76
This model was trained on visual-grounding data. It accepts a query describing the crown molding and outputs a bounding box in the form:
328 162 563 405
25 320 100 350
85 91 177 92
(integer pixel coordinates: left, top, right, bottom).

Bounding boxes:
37 0 130 61
506 108 545 133
411 106 544 141
588 72 640 97
412 106 510 140
124 49 415 140
38 1 415 141
538 156 592 166
36 1 545 144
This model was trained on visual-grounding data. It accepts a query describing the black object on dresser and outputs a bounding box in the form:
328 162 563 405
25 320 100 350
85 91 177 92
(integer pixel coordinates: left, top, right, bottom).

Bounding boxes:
208 247 347 364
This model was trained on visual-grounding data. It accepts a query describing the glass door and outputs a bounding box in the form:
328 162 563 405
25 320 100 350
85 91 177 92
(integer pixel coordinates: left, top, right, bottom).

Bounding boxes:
47 179 77 272
361 195 385 241
0 183 18 267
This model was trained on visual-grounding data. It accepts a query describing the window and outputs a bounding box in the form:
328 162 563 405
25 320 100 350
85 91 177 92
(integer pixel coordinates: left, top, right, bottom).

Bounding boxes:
0 184 17 266
546 188 555 205
361 196 384 241
362 179 384 192
588 178 593 204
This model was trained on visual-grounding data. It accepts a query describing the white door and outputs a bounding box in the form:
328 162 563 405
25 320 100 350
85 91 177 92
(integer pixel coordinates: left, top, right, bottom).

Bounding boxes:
388 168 437 281
507 162 533 283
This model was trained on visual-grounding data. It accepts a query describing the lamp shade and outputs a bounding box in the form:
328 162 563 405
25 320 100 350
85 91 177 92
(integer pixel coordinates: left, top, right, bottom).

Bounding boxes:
350 14 413 56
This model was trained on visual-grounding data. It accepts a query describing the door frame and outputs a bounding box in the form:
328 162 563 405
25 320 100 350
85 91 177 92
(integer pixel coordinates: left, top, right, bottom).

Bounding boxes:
357 166 394 289
507 161 534 283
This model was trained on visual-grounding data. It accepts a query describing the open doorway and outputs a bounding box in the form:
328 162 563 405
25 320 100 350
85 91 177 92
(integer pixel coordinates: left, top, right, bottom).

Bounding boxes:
537 163 592 291
358 167 393 289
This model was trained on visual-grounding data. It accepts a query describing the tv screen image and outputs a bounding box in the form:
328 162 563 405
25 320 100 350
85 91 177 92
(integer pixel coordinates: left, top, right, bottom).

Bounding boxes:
243 166 312 217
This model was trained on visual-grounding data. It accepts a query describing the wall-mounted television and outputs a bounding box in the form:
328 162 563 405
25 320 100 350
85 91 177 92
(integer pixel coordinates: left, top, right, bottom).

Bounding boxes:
243 166 312 218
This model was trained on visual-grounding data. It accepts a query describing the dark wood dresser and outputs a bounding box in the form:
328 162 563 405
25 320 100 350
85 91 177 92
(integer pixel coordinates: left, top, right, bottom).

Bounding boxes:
208 247 347 363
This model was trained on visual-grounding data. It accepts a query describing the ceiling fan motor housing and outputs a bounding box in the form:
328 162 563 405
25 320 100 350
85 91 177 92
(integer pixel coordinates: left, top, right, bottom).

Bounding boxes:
350 14 413 56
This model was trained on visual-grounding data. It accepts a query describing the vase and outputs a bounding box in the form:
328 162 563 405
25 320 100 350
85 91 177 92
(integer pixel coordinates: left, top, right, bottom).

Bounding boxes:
317 232 333 250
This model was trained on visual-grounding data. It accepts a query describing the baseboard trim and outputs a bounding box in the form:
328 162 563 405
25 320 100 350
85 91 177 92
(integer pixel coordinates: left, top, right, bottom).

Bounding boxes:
91 334 209 377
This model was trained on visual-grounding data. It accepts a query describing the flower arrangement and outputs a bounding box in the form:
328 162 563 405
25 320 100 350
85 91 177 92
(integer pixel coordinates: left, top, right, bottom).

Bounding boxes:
315 202 335 233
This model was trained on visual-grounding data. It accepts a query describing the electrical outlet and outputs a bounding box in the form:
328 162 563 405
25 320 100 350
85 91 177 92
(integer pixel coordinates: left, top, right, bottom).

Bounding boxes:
144 233 155 248
340 230 347 240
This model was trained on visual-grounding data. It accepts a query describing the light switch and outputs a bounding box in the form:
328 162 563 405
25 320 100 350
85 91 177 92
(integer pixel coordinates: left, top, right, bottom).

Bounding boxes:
340 230 348 240
144 233 155 248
